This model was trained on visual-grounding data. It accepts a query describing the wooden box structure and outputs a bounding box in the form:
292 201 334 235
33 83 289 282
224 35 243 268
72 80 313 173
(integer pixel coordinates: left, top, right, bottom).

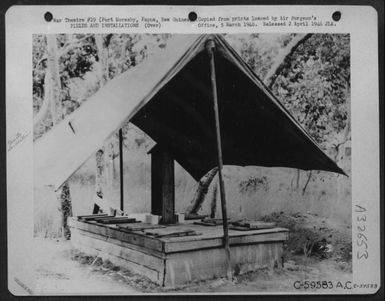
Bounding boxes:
69 141 289 286
69 218 288 287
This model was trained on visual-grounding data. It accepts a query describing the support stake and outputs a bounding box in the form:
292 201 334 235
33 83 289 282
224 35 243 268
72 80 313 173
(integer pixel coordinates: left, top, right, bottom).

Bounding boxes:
206 38 232 279
119 128 124 212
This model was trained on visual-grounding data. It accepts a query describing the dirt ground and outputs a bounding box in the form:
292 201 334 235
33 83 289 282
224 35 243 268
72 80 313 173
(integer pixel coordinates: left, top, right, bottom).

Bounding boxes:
32 212 352 295
33 238 139 294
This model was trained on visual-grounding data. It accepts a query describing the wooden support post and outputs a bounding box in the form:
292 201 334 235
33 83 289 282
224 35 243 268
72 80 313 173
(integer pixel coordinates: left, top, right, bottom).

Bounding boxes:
150 145 175 224
206 38 232 279
119 128 124 212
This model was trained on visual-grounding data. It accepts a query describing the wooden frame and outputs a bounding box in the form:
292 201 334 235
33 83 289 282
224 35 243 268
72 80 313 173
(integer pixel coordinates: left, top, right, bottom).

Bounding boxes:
149 145 175 224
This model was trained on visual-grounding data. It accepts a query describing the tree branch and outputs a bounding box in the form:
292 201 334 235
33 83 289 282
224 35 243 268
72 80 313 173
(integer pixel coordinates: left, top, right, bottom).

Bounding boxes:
35 35 92 68
264 34 313 89
57 35 91 57
186 167 219 215
302 171 313 195
33 70 51 128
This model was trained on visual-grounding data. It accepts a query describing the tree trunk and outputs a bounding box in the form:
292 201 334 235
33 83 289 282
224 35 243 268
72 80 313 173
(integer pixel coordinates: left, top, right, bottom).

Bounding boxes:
47 34 73 240
210 177 219 218
186 167 219 215
59 181 73 239
93 148 105 214
106 142 115 186
95 35 109 85
47 35 62 123
33 70 51 129
93 35 113 211
95 148 105 198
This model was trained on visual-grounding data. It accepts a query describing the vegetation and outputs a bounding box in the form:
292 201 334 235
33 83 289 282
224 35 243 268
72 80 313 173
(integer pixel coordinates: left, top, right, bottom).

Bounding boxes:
226 33 350 153
33 34 351 244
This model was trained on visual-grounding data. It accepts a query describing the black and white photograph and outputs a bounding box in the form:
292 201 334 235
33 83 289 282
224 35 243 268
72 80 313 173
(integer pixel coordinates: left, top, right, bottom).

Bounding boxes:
31 32 352 293
5 5 381 296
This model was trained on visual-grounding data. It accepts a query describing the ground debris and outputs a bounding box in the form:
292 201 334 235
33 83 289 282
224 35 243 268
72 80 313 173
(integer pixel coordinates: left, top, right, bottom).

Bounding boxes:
209 278 227 288
261 211 352 263
284 259 299 271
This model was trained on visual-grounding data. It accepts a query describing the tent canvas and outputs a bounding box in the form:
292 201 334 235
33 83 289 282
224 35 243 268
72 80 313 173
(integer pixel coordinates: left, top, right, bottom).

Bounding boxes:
34 34 345 191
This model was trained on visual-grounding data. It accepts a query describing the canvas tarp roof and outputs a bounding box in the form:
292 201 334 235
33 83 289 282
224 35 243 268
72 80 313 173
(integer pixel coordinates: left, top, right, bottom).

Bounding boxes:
34 34 345 191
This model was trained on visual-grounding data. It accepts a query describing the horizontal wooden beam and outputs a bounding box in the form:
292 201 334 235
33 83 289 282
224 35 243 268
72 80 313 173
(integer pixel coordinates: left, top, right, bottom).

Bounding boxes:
69 218 288 254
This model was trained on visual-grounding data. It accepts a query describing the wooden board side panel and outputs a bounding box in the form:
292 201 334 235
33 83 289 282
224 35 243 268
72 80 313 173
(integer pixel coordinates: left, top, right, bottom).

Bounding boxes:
164 231 288 253
69 218 164 252
74 228 166 262
164 242 283 286
71 230 165 285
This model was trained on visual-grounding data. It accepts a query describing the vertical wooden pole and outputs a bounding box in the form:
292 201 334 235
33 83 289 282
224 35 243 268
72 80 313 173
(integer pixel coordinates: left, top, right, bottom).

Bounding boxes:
119 128 124 212
151 145 175 224
206 38 232 279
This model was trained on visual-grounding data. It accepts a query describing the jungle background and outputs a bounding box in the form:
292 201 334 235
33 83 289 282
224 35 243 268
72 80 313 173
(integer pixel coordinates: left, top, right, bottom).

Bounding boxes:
32 33 352 293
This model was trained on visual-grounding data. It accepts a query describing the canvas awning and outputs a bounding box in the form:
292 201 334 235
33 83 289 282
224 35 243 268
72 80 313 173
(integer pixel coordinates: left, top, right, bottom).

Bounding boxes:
34 34 345 190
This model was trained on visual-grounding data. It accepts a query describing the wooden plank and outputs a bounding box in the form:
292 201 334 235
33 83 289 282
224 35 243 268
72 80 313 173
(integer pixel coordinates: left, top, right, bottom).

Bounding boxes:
73 227 166 259
69 218 164 252
229 232 288 245
98 217 136 224
78 214 111 221
164 231 288 253
90 216 116 221
77 213 108 220
118 223 166 232
193 221 220 226
69 218 288 253
232 220 276 229
71 231 163 284
72 229 166 266
151 146 175 224
145 229 199 238
230 225 258 231
164 242 284 286
151 224 289 242
71 227 285 287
